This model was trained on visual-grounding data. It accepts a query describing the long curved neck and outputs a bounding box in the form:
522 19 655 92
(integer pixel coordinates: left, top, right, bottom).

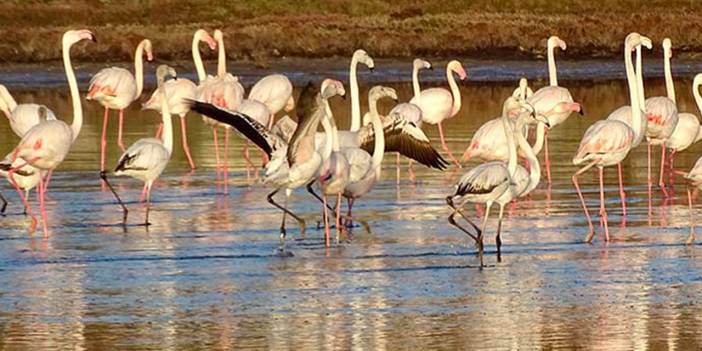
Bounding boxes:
160 87 173 154
134 41 146 98
323 98 341 152
531 122 546 156
0 85 17 111
321 117 333 160
370 113 384 170
192 35 207 82
501 106 518 176
547 42 558 86
664 50 676 104
63 42 82 142
515 118 540 190
626 43 642 135
412 65 421 100
350 56 361 132
636 45 645 109
447 68 461 117
217 36 226 77
692 83 702 142
368 96 379 117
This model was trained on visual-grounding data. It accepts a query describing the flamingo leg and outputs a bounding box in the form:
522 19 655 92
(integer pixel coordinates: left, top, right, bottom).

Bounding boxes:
8 171 36 232
408 159 416 182
659 145 669 197
154 122 164 139
100 171 128 224
306 180 336 212
213 128 221 178
647 142 653 218
446 197 480 244
668 150 676 188
335 194 342 244
687 186 696 245
477 203 491 268
598 166 609 242
100 107 109 173
496 204 505 263
323 195 330 247
139 183 148 203
267 189 306 245
0 190 6 215
180 117 196 170
396 153 401 185
617 163 627 217
243 143 253 179
572 160 598 243
437 122 461 167
117 109 126 152
223 128 230 195
544 128 552 184
144 182 152 226
37 173 49 237
345 198 354 228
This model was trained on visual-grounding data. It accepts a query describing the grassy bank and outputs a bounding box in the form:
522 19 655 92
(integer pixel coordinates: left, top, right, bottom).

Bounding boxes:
1 1 702 64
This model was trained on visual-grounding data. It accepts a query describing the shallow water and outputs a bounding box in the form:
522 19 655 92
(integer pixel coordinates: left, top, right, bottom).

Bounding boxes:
2 63 702 349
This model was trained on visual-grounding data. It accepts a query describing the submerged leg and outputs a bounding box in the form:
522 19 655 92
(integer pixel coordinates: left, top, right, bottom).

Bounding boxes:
437 122 461 167
477 204 492 268
223 128 230 194
213 128 221 179
323 195 330 247
395 153 401 185
180 117 196 170
100 171 128 224
144 182 153 226
0 191 7 215
117 109 126 152
647 142 653 218
572 160 598 243
8 171 36 232
37 173 50 237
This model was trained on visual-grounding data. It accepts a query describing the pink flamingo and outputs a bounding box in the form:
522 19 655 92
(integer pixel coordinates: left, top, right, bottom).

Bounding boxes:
641 38 680 197
572 33 650 243
526 36 584 183
410 60 466 167
6 29 95 236
143 29 216 171
0 85 57 138
88 39 152 172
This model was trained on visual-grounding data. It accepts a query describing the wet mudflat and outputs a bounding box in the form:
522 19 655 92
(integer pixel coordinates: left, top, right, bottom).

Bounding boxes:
1 63 702 349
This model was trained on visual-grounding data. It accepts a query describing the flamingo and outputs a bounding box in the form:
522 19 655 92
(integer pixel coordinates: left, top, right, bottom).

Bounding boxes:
248 74 295 129
365 58 431 183
446 97 542 267
88 38 152 172
664 47 702 180
0 85 57 137
0 153 40 215
101 65 177 226
641 38 680 197
196 29 245 193
143 29 217 171
348 49 375 133
5 29 95 236
526 36 584 183
410 60 467 167
682 157 702 245
189 82 339 251
572 33 650 243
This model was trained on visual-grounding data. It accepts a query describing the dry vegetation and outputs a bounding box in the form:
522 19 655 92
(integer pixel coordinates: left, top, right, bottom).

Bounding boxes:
1 0 702 64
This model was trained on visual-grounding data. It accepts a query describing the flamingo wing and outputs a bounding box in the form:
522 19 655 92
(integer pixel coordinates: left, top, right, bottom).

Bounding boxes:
453 162 510 197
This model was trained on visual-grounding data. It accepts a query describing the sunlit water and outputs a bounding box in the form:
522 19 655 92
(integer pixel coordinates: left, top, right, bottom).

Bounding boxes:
2 62 702 350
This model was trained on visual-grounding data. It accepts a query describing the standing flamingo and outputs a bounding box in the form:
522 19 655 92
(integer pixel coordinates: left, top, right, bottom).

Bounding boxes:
0 85 57 137
410 60 467 167
102 65 177 226
248 74 295 129
642 38 679 197
572 33 650 243
446 97 542 267
143 29 217 171
5 29 95 236
88 38 152 172
348 49 375 133
526 36 584 183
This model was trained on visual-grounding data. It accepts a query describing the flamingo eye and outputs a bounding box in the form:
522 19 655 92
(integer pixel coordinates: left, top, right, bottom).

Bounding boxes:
33 139 43 150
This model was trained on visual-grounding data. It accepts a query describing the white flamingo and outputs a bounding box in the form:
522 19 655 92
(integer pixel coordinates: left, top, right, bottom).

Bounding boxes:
0 85 57 137
248 74 295 129
143 29 217 171
526 36 584 183
348 49 375 133
87 38 152 172
410 60 467 167
102 65 177 226
5 29 95 236
682 158 702 245
446 96 542 267
572 33 650 243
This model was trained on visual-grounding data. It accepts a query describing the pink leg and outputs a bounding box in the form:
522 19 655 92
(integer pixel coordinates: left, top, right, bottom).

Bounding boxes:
44 169 54 191
155 122 164 138
323 195 330 247
544 128 552 184
8 171 37 232
139 183 148 203
243 143 253 179
335 194 342 243
213 128 221 176
408 160 416 182
180 117 196 170
617 163 627 217
396 153 401 185
659 145 669 197
687 187 696 244
38 174 49 237
117 109 126 152
437 122 461 167
669 150 676 188
572 160 598 242
598 167 609 242
647 142 653 220
100 107 109 173
223 128 230 195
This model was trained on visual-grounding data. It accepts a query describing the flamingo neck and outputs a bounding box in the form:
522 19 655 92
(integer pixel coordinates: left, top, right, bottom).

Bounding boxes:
501 105 518 176
134 40 146 99
412 64 421 100
0 85 17 111
547 41 558 86
63 42 82 143
515 117 540 191
531 122 546 156
321 116 333 160
626 41 642 136
664 49 676 104
217 35 226 77
160 87 173 154
370 112 384 170
192 35 207 82
692 82 702 142
447 67 461 117
350 56 361 132
635 45 646 110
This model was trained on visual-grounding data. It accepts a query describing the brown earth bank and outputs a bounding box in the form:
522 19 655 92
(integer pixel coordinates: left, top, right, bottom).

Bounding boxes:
1 0 702 64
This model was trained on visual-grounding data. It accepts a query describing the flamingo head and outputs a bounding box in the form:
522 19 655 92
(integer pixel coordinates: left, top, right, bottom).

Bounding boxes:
156 65 177 88
353 49 375 71
369 85 398 103
63 29 96 47
626 33 652 51
548 36 567 51
448 60 467 81
663 38 673 59
321 79 345 99
142 39 154 62
195 29 217 50
413 58 432 71
214 29 224 42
